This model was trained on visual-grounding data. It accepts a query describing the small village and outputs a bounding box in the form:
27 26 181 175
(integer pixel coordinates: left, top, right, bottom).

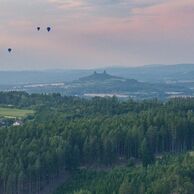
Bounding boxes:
0 117 23 128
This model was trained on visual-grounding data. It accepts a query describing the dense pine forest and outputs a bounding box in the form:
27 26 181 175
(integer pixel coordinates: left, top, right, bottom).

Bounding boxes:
54 153 194 194
1 92 194 193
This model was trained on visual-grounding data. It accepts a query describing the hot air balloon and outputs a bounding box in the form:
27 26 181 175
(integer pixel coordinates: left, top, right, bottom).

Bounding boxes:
37 27 40 31
8 48 12 53
47 27 51 32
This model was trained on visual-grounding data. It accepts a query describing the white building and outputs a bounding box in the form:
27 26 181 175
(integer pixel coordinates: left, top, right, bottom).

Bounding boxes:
13 120 23 127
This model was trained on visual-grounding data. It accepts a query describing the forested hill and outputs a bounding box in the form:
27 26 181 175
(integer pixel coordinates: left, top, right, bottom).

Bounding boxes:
1 92 194 193
1 64 194 85
1 67 194 100
78 71 130 82
71 71 191 98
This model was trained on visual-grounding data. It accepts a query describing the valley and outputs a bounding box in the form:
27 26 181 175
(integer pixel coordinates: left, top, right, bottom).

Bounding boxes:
1 65 194 100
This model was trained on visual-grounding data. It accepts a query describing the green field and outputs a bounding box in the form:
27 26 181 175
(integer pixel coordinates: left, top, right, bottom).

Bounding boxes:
0 107 34 119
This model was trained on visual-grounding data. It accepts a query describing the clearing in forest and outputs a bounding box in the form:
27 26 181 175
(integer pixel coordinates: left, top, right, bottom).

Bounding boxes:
0 107 34 119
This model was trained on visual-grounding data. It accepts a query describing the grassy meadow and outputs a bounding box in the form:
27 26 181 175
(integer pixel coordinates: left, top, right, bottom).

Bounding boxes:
0 107 34 119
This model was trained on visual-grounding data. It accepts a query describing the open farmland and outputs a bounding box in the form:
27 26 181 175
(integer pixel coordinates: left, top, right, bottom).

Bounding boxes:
0 107 34 118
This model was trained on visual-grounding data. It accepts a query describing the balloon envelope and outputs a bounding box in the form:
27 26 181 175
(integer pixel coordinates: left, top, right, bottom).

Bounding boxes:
8 48 12 53
37 27 40 31
47 27 51 32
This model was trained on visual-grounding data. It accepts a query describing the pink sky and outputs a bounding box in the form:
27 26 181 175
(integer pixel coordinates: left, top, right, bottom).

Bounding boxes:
0 0 194 70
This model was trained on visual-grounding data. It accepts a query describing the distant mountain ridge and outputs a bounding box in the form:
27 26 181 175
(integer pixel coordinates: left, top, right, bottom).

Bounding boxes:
0 64 194 100
58 71 192 99
1 64 194 85
105 64 194 83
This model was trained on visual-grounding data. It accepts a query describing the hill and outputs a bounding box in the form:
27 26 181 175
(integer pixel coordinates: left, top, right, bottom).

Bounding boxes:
1 65 194 99
4 71 191 100
60 71 192 99
1 64 194 85
105 63 194 83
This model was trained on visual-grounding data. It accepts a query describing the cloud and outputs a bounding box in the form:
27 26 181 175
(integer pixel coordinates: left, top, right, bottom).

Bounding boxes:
46 0 166 19
48 0 86 9
130 0 194 38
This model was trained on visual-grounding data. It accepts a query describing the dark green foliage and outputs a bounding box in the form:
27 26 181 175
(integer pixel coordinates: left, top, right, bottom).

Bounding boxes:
55 154 194 194
1 92 194 193
140 138 154 167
